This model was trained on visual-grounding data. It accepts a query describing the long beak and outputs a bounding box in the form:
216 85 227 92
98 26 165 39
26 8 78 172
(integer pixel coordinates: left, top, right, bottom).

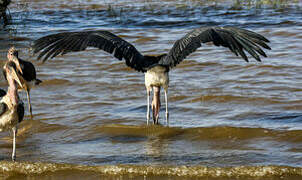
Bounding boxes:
12 56 23 74
10 67 23 89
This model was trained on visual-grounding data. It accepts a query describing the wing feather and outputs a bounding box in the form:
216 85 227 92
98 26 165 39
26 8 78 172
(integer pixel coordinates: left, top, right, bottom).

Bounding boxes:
33 33 70 54
33 31 149 72
49 37 78 59
159 26 271 68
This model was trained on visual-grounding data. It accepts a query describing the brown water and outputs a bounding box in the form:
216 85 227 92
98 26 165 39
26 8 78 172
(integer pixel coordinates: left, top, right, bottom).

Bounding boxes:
0 0 302 179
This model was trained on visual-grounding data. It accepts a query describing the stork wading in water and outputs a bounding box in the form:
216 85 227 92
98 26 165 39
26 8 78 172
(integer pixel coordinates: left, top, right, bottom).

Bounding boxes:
32 27 271 125
0 61 25 161
4 47 42 118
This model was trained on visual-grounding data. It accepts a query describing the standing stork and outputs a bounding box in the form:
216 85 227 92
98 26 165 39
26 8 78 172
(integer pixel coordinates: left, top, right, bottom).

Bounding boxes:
32 27 271 125
1 61 24 161
4 47 42 118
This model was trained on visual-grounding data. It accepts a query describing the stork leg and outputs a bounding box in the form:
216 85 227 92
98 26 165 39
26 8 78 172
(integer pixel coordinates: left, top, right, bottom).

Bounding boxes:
164 89 169 126
12 126 17 161
146 88 151 125
25 89 33 119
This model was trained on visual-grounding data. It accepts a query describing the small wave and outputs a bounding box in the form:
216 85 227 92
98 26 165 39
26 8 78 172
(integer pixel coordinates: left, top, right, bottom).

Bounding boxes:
94 124 302 142
96 124 184 139
189 94 282 105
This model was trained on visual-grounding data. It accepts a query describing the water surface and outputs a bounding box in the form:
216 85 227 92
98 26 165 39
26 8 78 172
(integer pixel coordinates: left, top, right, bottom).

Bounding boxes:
0 0 302 179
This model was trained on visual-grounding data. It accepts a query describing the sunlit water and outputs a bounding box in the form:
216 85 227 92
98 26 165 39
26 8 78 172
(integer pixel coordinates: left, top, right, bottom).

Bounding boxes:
0 0 302 179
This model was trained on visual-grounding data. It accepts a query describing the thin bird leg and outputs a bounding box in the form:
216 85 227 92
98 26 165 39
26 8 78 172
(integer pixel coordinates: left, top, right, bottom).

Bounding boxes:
26 89 33 119
164 89 169 126
146 88 151 125
12 126 17 161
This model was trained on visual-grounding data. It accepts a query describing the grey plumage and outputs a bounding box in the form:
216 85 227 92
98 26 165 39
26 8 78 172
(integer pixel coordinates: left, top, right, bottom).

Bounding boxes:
0 102 24 123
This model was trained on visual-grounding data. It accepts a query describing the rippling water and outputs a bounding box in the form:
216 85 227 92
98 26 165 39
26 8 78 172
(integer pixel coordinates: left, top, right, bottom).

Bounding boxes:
0 0 302 179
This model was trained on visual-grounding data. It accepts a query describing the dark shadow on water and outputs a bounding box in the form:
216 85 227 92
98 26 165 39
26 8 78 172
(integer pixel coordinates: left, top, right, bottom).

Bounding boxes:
267 113 302 122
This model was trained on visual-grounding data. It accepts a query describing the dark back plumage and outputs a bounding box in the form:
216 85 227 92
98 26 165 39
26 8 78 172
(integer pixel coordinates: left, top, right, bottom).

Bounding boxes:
33 26 271 72
18 58 37 81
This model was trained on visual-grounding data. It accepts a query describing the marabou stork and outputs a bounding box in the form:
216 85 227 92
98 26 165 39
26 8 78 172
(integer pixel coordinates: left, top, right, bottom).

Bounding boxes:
32 27 271 125
0 61 24 161
5 47 42 118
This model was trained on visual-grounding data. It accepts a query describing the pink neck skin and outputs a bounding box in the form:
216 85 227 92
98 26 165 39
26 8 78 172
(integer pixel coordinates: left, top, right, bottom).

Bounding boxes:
152 86 161 122
7 76 19 106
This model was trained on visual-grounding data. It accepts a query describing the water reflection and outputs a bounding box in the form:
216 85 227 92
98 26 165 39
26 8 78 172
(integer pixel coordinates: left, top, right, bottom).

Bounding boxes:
145 134 168 157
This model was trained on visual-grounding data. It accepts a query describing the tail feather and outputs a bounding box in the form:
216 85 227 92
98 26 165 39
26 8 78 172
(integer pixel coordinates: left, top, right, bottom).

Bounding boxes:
35 79 42 85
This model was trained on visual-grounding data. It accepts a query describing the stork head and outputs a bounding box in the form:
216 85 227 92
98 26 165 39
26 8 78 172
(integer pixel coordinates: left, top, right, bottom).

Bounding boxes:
7 46 18 59
7 46 23 74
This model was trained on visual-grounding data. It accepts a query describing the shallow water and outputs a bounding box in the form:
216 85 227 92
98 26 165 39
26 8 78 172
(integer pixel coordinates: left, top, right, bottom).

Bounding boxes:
0 0 302 179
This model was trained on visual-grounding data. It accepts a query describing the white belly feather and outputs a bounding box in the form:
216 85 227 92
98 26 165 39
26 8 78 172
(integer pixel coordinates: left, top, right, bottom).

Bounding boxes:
145 67 169 90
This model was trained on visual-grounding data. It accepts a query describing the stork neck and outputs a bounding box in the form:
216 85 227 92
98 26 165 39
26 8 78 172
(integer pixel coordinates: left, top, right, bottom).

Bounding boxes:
153 86 160 101
7 77 19 105
152 86 161 124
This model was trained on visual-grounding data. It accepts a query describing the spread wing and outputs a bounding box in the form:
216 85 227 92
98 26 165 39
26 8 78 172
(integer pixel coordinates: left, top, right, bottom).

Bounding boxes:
158 26 271 68
33 30 152 72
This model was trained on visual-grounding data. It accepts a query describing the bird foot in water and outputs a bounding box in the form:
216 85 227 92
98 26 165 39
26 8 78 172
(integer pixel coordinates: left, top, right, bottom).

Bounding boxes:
12 154 16 162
